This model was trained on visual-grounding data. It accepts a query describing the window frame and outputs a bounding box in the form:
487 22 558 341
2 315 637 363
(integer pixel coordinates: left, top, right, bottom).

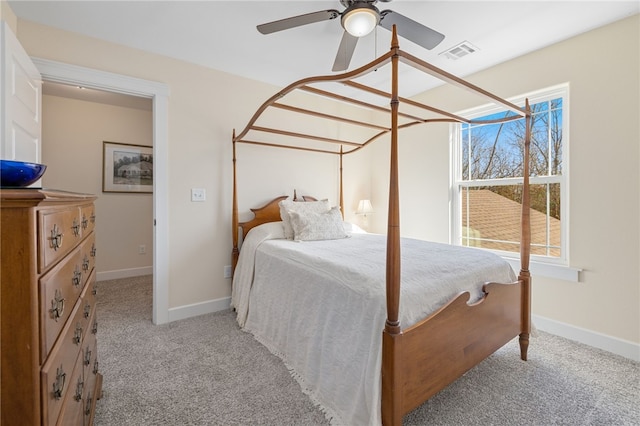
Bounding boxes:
450 83 571 269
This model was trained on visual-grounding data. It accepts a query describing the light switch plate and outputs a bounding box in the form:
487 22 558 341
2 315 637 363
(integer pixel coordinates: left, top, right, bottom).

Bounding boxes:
191 188 206 202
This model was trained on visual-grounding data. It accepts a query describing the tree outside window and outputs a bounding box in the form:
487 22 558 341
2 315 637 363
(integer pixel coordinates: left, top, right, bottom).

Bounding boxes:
453 85 567 262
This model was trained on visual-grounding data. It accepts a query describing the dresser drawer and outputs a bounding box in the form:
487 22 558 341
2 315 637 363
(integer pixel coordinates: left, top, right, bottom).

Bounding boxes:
73 271 97 352
76 270 97 368
40 301 83 426
54 352 85 426
80 204 96 238
79 233 97 281
39 246 87 362
39 207 83 273
82 317 98 385
83 329 99 426
80 271 97 334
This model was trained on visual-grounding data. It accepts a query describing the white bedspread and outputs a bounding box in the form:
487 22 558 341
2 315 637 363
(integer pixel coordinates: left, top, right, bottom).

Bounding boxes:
232 222 516 426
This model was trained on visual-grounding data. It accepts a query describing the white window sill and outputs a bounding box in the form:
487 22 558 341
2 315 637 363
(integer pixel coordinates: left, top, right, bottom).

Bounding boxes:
503 257 581 282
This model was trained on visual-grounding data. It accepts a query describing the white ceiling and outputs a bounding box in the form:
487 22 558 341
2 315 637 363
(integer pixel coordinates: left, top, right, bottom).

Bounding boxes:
10 0 639 101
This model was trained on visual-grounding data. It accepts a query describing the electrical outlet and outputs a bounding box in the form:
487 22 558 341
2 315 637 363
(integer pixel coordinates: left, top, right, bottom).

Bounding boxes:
223 265 232 279
191 188 206 202
138 245 146 254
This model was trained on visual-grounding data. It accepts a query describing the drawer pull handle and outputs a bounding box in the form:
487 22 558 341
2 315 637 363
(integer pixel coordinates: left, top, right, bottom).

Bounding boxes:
72 267 82 287
85 392 93 416
92 282 98 296
84 302 91 318
74 378 84 402
82 214 89 229
91 244 97 258
93 359 99 375
53 366 66 400
82 255 90 272
50 290 65 321
90 212 96 224
49 224 63 251
73 323 83 345
72 218 80 237
92 319 98 334
84 347 92 366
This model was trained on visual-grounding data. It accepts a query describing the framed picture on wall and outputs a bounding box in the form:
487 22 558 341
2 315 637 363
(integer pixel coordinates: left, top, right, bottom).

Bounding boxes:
102 141 153 193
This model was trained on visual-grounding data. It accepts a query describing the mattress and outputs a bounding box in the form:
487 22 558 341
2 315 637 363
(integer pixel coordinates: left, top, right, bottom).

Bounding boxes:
231 222 516 425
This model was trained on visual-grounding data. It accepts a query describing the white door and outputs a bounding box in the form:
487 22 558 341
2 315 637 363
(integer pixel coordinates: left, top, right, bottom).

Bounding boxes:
1 21 42 163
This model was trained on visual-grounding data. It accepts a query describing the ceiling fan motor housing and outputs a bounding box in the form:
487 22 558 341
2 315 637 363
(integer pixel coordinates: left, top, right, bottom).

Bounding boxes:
341 1 381 37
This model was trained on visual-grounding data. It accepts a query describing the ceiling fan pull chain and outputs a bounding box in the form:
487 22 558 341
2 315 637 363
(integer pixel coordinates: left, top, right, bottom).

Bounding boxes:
374 25 378 72
375 25 378 58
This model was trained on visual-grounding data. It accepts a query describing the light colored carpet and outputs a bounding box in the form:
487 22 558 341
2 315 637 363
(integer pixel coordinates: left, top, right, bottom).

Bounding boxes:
94 275 639 425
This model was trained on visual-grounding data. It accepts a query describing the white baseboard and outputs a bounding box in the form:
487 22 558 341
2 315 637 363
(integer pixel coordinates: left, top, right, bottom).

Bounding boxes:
168 297 231 323
532 314 640 362
97 266 153 281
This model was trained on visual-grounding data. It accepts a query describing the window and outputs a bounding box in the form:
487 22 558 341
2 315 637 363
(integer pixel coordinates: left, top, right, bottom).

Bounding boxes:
451 85 568 265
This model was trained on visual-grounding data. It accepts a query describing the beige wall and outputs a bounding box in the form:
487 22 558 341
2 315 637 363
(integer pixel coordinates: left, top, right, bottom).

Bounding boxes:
42 94 153 274
370 15 640 346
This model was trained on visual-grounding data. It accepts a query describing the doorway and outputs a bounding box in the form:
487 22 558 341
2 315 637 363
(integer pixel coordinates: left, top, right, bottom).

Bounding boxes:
34 58 170 324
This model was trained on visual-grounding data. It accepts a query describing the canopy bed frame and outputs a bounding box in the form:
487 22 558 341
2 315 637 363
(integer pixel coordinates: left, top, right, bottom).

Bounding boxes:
231 27 532 426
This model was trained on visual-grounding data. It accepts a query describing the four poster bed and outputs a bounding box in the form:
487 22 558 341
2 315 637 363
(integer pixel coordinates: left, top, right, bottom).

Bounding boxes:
231 27 532 426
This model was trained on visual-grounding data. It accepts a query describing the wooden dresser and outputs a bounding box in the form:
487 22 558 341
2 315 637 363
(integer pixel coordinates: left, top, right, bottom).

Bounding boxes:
1 189 102 426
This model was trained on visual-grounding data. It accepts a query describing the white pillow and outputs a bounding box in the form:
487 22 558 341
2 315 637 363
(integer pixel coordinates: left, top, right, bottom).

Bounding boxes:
343 222 367 234
289 206 349 241
245 221 285 242
279 199 330 239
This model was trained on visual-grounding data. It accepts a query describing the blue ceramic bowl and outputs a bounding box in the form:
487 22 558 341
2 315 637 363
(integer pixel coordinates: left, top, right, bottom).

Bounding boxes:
0 160 47 187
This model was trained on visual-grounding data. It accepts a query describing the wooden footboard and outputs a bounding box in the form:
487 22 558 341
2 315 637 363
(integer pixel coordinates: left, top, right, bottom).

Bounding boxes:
382 280 523 425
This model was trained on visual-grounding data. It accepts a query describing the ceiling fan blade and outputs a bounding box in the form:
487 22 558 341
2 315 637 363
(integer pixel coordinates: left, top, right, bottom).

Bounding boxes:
378 10 445 50
257 9 340 35
332 31 359 72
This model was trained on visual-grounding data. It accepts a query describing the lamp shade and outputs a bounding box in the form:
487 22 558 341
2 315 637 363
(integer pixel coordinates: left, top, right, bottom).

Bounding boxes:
356 199 374 215
342 7 378 37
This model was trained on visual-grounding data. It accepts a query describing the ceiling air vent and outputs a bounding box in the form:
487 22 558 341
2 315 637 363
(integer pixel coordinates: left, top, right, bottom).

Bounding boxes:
441 41 479 60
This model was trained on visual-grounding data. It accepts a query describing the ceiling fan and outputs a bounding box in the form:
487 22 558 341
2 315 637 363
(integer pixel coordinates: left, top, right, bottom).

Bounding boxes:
257 0 445 72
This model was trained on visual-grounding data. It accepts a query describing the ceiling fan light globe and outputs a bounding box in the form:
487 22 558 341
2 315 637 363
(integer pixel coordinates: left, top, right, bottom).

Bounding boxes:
342 8 378 37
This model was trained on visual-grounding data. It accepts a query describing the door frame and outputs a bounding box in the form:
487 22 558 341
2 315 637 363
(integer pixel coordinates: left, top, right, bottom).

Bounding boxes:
33 57 171 324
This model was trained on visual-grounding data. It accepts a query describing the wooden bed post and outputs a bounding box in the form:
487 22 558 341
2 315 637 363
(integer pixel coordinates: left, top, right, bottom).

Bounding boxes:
382 25 403 426
340 145 344 218
232 131 240 274
519 100 532 361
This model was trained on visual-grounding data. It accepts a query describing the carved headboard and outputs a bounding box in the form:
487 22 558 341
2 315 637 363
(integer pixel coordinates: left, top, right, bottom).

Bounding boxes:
238 190 317 238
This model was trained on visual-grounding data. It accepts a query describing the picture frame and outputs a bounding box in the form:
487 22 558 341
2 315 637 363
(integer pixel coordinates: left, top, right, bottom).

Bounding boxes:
102 141 153 193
